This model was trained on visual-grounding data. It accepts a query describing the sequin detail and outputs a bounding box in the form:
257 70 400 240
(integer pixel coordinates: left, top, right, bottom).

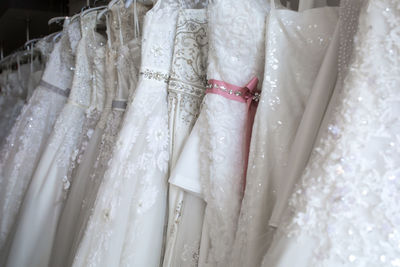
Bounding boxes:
140 69 170 83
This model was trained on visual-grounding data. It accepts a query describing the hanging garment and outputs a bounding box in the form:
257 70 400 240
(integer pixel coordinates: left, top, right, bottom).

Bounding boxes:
169 0 268 265
5 13 106 267
0 20 80 265
0 70 26 142
71 0 179 266
163 8 208 267
49 3 149 267
230 2 338 267
261 0 400 266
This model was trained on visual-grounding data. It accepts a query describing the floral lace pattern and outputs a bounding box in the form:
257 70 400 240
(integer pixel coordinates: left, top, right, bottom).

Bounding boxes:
4 14 106 267
0 23 78 253
195 0 269 265
168 9 208 128
71 1 182 266
280 0 400 266
163 8 208 267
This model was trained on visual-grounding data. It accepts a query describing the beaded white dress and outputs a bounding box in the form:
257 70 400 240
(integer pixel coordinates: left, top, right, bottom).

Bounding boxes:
230 2 338 267
71 1 195 266
49 4 148 267
163 7 208 267
261 0 400 266
0 20 79 265
169 0 268 265
5 13 105 267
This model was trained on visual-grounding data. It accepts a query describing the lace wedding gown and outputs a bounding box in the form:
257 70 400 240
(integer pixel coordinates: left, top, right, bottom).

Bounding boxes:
230 2 338 266
5 13 105 267
71 1 184 266
170 0 268 265
261 0 400 266
0 20 79 265
163 8 208 267
49 4 148 266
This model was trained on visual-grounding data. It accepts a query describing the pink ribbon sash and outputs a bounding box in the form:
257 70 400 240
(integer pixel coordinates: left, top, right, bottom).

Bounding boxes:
205 77 260 189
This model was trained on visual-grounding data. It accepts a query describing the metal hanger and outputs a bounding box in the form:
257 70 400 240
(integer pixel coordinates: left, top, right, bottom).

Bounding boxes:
81 5 108 18
48 16 69 26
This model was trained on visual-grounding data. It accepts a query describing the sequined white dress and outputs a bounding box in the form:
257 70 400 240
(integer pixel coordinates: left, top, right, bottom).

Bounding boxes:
230 2 338 267
71 1 181 266
5 14 105 267
49 4 148 267
0 21 79 265
163 8 208 267
261 0 400 266
169 0 268 265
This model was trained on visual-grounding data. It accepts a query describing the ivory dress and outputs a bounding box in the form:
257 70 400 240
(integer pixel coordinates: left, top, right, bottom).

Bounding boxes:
261 0 400 266
0 20 80 265
50 4 148 266
5 13 105 267
72 1 179 266
169 0 268 265
230 2 338 266
163 8 208 267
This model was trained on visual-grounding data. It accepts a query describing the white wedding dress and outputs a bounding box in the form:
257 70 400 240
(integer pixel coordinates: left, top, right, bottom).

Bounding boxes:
49 4 148 266
5 13 105 267
230 2 338 266
0 20 80 265
163 7 208 267
71 1 194 266
169 0 268 265
261 0 400 266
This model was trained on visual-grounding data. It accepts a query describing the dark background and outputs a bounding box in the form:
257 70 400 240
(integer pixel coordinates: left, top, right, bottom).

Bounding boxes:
0 0 339 58
0 0 88 57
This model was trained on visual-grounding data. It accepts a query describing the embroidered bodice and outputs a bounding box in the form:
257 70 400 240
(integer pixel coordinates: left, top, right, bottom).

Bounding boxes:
167 9 208 135
68 13 105 108
41 19 80 92
207 0 268 85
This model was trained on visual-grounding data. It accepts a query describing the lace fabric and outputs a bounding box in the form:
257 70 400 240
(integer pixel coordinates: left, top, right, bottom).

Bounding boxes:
4 13 106 267
231 4 338 267
50 4 148 266
71 1 181 266
49 43 106 267
163 8 208 267
168 0 269 266
262 0 400 266
0 21 79 263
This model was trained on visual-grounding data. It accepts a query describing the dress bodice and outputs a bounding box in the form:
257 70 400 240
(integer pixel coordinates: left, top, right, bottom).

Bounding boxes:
207 0 269 86
41 19 81 92
168 9 208 133
110 1 149 47
68 12 106 108
113 4 149 102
